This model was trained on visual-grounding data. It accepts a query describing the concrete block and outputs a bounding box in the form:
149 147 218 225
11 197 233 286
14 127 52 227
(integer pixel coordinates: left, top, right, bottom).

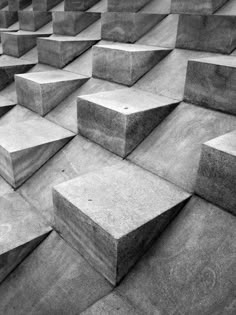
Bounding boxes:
102 12 165 43
0 117 74 188
171 0 228 14
64 0 100 11
53 163 190 284
0 96 15 117
108 0 152 12
8 0 31 10
92 43 170 86
0 0 8 9
15 70 88 115
19 11 52 32
32 0 62 10
77 88 178 157
0 11 18 29
195 130 236 215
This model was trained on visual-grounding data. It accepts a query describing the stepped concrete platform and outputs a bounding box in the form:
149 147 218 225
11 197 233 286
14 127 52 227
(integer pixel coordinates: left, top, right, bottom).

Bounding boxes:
15 70 88 115
118 196 236 314
0 96 15 117
129 102 236 192
0 117 74 188
0 11 18 29
101 12 165 43
108 0 152 12
32 0 62 11
0 192 51 284
77 88 178 157
171 0 228 14
38 37 98 68
2 31 52 57
184 56 236 115
53 11 100 36
0 55 35 91
92 43 171 86
65 0 100 11
19 11 52 32
0 231 113 314
8 0 31 10
53 163 190 285
196 130 236 215
176 15 236 54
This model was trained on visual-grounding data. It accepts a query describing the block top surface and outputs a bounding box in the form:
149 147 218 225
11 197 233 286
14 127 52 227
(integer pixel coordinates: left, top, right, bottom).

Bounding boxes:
205 130 236 156
0 192 51 255
54 163 190 239
0 55 35 67
0 118 74 152
79 88 178 114
190 55 236 68
16 70 87 84
41 36 97 42
95 42 170 52
0 96 15 108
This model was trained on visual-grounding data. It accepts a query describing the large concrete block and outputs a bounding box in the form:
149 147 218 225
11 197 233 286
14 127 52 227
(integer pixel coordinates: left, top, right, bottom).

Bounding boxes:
32 0 62 10
0 11 18 29
77 89 178 157
53 163 190 284
176 15 236 54
53 11 100 36
108 0 152 12
2 32 51 57
195 130 236 215
0 192 51 284
184 56 236 115
0 118 74 188
64 0 100 11
0 55 35 91
102 12 165 43
171 0 228 14
38 37 98 68
92 43 170 86
19 11 52 32
8 0 31 10
0 96 15 117
15 70 88 116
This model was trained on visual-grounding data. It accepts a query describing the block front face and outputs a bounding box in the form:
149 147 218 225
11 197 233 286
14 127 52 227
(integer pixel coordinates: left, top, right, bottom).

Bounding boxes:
8 0 31 10
19 11 52 32
171 0 228 14
32 0 62 10
184 57 236 115
108 0 151 12
54 163 190 284
0 12 18 29
195 131 236 214
64 0 100 11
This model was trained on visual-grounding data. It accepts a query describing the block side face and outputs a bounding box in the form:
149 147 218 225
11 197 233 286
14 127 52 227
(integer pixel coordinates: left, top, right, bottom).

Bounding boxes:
0 146 15 187
0 11 18 29
64 0 100 11
184 60 236 115
2 33 20 58
32 0 62 11
53 189 118 285
8 0 31 10
108 0 151 12
171 0 228 14
195 145 236 214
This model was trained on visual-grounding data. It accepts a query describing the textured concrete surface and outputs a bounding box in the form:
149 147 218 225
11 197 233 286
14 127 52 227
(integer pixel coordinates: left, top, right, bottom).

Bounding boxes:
0 118 74 187
0 11 18 29
118 196 236 315
171 0 228 14
176 15 236 54
92 43 171 86
53 162 190 284
38 37 98 68
184 56 236 115
19 11 52 32
0 231 113 315
102 12 165 43
8 0 31 10
15 70 88 115
140 0 171 14
0 192 51 284
0 0 8 9
216 0 236 15
129 102 236 192
108 0 152 12
77 88 178 157
53 11 100 36
196 130 236 215
32 0 62 11
64 0 100 11
0 96 15 117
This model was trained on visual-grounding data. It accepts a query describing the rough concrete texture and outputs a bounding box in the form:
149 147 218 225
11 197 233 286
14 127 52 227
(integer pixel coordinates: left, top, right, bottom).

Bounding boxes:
0 117 74 188
102 12 165 43
171 0 228 14
176 15 236 54
64 0 100 11
108 0 152 12
19 11 52 32
8 0 31 10
15 70 88 115
0 231 113 314
129 102 236 192
184 56 236 115
140 0 171 14
0 192 51 284
32 0 62 11
195 130 236 215
53 11 100 36
53 162 190 284
38 37 98 68
0 11 18 29
0 96 15 117
77 88 178 157
92 43 171 86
